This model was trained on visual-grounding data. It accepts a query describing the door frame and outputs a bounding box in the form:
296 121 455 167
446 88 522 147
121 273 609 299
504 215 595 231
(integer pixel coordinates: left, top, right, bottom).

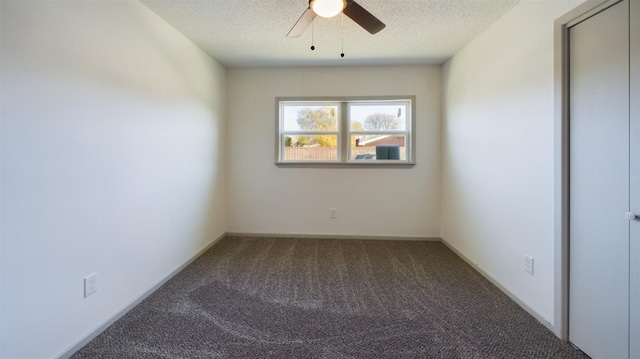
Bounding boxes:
553 0 639 345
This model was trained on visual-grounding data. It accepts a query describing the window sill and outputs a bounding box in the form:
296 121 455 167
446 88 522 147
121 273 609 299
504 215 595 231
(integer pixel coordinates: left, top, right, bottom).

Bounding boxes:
275 161 416 168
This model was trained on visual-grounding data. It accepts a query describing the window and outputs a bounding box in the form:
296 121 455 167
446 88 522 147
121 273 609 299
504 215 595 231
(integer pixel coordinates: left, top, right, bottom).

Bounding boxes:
277 96 415 166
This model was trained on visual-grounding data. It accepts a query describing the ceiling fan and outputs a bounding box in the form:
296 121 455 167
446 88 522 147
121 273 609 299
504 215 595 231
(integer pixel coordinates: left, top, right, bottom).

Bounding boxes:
287 0 386 38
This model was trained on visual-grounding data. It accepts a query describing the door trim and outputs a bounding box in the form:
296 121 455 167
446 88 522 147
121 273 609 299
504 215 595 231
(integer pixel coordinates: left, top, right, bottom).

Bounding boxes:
553 0 625 341
629 0 639 356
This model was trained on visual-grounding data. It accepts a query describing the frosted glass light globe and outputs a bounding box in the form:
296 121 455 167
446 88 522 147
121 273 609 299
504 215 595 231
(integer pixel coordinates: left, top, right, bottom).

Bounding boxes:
311 0 346 18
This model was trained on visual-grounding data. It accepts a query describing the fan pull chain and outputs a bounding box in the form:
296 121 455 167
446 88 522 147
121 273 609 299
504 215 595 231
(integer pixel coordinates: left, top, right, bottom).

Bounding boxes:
340 12 345 57
310 19 315 50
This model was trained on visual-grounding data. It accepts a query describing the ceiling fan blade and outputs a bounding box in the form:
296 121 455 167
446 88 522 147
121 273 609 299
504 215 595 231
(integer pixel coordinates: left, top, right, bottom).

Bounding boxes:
343 0 385 34
287 8 316 38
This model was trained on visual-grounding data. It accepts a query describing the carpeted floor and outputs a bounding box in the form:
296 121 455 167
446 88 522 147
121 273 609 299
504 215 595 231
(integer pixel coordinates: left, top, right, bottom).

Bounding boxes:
72 237 586 358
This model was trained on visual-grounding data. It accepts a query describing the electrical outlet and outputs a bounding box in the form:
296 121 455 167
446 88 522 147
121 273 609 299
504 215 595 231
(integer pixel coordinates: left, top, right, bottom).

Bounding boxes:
330 208 337 219
84 272 98 298
524 255 534 275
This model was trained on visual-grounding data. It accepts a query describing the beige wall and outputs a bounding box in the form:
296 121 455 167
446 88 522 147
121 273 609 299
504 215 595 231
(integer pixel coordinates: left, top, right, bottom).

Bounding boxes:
0 1 227 358
442 0 587 331
226 66 441 238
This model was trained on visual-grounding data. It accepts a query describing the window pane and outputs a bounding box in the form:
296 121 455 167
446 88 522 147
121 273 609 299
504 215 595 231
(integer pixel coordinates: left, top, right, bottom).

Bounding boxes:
350 103 407 131
283 135 338 161
351 135 406 160
283 105 339 131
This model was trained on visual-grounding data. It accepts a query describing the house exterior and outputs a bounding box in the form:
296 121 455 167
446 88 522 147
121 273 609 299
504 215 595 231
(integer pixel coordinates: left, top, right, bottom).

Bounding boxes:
355 135 405 148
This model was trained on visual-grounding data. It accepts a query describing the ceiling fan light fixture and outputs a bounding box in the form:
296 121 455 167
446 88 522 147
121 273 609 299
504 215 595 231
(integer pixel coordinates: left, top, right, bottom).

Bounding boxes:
311 0 346 18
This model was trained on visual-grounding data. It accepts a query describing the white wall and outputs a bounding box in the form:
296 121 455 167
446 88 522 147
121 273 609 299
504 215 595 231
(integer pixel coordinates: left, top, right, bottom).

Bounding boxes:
227 66 441 238
0 1 226 358
442 0 586 329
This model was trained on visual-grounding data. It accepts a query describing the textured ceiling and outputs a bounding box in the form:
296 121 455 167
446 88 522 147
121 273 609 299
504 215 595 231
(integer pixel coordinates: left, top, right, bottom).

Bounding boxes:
140 0 521 68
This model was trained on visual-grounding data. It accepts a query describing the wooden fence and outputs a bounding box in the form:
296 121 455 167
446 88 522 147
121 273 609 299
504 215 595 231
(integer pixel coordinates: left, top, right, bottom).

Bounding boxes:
284 146 405 161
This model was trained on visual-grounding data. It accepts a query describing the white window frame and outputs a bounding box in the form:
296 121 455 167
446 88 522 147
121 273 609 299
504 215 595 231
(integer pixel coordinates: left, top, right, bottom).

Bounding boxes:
278 101 342 163
276 96 416 167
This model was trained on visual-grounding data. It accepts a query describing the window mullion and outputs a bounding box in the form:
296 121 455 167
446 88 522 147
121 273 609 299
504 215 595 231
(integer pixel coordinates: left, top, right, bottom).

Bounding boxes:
340 102 348 162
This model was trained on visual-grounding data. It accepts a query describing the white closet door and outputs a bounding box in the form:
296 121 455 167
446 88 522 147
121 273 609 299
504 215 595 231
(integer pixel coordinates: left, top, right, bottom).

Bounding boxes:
568 1 630 358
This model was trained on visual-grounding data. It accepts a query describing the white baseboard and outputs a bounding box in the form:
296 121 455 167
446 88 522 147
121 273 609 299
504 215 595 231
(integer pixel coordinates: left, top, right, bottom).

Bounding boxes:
440 238 556 335
225 232 441 242
55 233 226 359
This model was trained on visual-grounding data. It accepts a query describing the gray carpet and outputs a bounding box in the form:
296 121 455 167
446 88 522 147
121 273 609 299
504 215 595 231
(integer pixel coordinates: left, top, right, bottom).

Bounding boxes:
72 237 586 358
